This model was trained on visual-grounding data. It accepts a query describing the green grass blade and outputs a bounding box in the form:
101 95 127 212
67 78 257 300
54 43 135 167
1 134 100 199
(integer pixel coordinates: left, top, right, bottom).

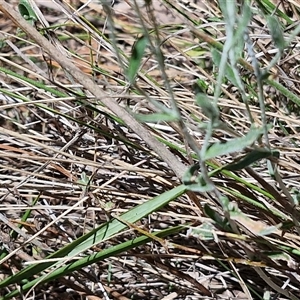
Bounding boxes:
0 225 185 299
0 184 186 289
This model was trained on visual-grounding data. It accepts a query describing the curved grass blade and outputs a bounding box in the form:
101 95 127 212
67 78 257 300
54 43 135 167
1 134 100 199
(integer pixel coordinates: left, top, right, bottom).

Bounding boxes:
0 225 185 299
18 0 37 24
0 185 186 290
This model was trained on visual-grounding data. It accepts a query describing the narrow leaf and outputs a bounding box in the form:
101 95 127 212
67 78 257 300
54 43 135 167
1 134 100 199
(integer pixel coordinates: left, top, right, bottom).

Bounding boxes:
219 0 236 25
212 48 238 86
195 93 219 124
203 126 265 161
127 35 148 84
134 112 179 123
224 148 280 171
267 15 285 52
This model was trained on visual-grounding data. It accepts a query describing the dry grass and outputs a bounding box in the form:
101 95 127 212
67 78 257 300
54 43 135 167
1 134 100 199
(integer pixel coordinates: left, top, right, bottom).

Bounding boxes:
1 0 300 299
